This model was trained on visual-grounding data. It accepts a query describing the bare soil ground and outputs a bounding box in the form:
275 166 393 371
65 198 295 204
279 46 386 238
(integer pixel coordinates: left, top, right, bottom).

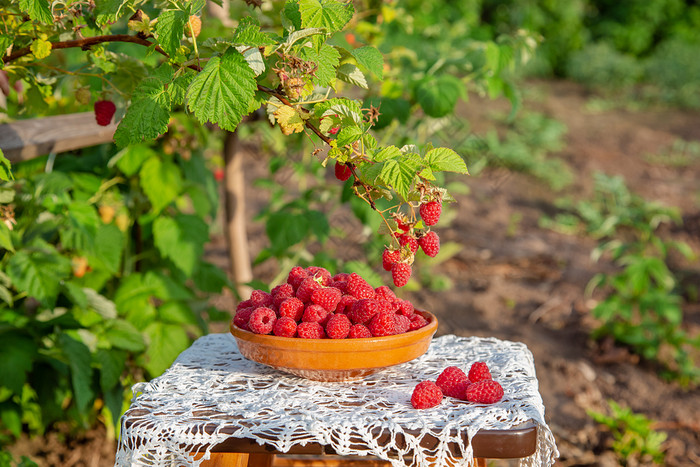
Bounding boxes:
8 80 700 466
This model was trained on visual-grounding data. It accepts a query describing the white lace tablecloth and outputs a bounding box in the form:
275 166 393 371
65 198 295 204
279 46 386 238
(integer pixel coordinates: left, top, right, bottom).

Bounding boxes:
115 334 558 467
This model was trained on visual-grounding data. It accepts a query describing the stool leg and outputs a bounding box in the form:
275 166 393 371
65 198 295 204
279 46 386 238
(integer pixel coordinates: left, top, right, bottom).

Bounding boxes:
473 458 487 467
198 453 250 467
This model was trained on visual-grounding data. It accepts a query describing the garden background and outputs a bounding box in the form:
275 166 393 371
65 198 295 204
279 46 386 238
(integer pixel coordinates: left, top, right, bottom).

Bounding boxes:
1 0 699 465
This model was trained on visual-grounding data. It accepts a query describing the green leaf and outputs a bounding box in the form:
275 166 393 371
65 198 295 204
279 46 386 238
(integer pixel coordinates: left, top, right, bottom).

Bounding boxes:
335 126 363 147
0 403 22 438
158 302 198 326
84 288 118 319
415 75 464 118
58 334 93 414
142 322 190 377
281 0 302 30
231 17 276 46
0 221 14 252
266 211 308 254
144 270 194 301
18 0 52 23
110 144 155 176
90 224 125 274
351 46 383 79
139 157 183 213
192 261 231 293
168 71 195 106
156 9 188 57
95 348 126 391
379 154 422 200
0 335 36 394
186 48 257 132
30 38 51 59
374 145 402 162
300 43 340 87
0 148 13 181
308 210 330 243
424 148 469 174
103 320 145 352
7 246 71 307
95 0 130 26
299 0 354 32
153 214 209 276
337 63 368 89
0 285 13 306
59 201 99 251
114 78 172 147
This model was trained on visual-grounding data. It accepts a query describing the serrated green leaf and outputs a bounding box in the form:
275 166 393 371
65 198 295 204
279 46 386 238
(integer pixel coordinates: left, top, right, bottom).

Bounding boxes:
335 126 363 147
156 9 188 57
114 78 172 147
30 38 51 59
142 322 190 377
374 146 401 162
415 75 464 118
281 0 302 31
58 334 93 414
0 285 13 306
237 46 265 76
95 0 130 26
266 211 308 254
308 210 329 243
19 0 52 23
153 214 208 276
59 201 99 251
0 36 12 58
300 43 340 87
425 148 468 174
379 155 422 200
0 335 35 394
351 46 383 79
0 149 13 182
168 72 195 105
103 320 145 352
337 63 367 89
90 224 125 274
84 288 117 319
7 245 71 307
158 302 198 326
186 48 256 131
111 144 156 176
299 0 353 32
139 157 182 213
144 271 194 301
232 17 276 46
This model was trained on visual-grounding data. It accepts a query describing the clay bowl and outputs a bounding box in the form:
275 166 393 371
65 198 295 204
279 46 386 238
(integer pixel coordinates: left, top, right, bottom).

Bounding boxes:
229 311 438 382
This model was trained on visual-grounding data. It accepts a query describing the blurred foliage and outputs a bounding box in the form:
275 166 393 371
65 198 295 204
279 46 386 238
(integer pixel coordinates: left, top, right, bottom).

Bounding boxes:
588 400 667 465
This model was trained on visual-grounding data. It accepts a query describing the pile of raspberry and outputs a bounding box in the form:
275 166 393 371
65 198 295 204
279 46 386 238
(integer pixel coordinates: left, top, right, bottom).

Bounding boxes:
233 266 430 339
410 362 504 409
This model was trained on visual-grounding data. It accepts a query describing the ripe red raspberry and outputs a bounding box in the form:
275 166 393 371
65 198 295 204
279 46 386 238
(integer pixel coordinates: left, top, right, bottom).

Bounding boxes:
330 280 348 293
411 381 443 409
306 266 331 285
302 304 329 325
287 266 308 290
420 200 442 226
348 324 372 338
391 262 412 287
233 307 255 331
236 299 253 311
376 299 394 315
466 380 503 404
395 314 410 334
272 283 295 308
396 299 414 316
332 273 350 282
418 231 440 257
311 287 343 312
325 313 351 339
408 313 429 331
335 294 356 314
468 362 492 383
368 310 397 337
249 289 273 308
278 297 305 321
374 285 396 302
94 100 116 126
436 366 470 399
398 234 419 254
296 277 322 303
348 299 379 324
382 249 400 271
334 161 352 181
346 273 375 299
297 321 325 339
248 307 276 334
273 316 297 337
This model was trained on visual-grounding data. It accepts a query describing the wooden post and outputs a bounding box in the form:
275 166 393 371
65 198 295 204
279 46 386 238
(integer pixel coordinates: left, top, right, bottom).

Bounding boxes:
223 130 253 300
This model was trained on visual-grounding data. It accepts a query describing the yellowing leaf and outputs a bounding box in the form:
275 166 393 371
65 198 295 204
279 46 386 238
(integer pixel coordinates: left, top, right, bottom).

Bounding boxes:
274 105 306 135
30 38 51 59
